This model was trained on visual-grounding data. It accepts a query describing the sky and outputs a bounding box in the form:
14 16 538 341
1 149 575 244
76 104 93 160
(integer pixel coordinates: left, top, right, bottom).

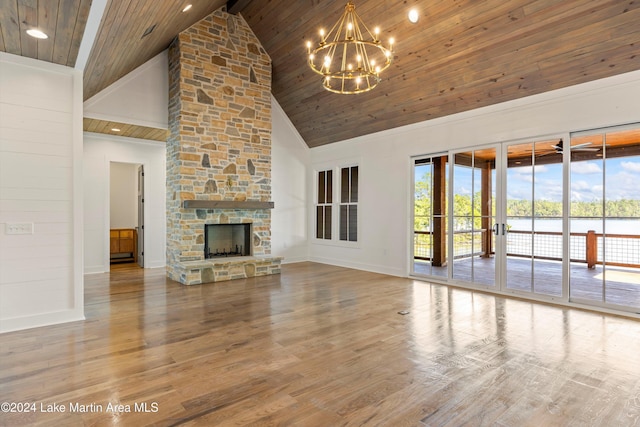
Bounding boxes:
508 157 640 202
423 157 640 203
416 156 640 203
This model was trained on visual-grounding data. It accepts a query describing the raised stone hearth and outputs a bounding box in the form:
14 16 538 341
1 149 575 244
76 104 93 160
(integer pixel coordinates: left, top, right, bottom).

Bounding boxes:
173 255 283 286
166 6 280 285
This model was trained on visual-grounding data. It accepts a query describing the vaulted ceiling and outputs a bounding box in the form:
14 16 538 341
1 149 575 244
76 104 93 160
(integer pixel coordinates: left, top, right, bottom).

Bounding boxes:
1 0 639 147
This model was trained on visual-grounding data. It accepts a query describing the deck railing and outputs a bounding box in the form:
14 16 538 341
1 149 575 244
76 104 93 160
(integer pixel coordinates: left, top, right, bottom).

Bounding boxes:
414 229 640 268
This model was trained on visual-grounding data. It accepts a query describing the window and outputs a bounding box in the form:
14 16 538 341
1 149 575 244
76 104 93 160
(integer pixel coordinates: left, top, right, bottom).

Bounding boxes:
316 169 332 239
339 166 358 242
316 165 359 243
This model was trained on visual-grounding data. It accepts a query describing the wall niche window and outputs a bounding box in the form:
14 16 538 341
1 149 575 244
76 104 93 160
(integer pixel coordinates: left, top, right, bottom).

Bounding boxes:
340 166 358 242
316 169 332 239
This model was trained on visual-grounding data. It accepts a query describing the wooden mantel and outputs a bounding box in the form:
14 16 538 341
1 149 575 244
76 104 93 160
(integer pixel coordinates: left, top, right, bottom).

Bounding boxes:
182 200 275 209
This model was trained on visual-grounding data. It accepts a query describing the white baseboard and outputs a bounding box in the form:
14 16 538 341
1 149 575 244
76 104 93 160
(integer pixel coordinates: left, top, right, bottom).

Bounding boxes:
308 256 405 277
84 265 106 274
281 255 309 264
144 260 166 269
0 309 85 333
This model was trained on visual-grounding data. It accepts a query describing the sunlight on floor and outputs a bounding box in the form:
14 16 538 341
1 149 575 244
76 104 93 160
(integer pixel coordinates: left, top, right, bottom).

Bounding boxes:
595 270 640 285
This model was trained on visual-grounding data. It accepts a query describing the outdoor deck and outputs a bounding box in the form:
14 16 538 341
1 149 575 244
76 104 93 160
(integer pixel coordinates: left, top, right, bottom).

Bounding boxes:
414 256 640 310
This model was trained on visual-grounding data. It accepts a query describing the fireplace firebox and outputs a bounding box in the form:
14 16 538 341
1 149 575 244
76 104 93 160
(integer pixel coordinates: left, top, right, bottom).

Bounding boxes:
204 223 252 259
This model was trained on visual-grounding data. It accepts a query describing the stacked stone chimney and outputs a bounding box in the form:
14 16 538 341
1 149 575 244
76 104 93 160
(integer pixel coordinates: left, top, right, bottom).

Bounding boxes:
167 7 280 285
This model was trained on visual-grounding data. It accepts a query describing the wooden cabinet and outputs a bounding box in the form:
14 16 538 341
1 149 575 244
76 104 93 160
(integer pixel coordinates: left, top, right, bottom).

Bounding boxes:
110 228 137 263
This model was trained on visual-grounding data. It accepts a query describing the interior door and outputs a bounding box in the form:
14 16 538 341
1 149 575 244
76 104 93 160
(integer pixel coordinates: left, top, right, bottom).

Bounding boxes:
137 165 144 268
502 137 565 298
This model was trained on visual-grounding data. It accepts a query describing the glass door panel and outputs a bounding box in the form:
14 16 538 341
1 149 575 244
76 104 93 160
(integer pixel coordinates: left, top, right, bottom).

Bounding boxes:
569 133 604 302
505 142 534 292
505 138 564 297
412 155 448 278
570 126 640 311
533 143 563 296
474 148 497 286
452 147 496 286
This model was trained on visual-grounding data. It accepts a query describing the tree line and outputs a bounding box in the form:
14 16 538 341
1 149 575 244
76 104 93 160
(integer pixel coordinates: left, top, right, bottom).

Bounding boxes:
416 172 640 226
507 198 640 218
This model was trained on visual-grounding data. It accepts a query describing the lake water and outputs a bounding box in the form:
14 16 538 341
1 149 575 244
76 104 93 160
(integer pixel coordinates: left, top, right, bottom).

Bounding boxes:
508 218 640 235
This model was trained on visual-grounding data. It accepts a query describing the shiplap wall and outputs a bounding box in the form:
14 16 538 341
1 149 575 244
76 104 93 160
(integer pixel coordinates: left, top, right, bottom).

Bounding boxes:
0 53 84 332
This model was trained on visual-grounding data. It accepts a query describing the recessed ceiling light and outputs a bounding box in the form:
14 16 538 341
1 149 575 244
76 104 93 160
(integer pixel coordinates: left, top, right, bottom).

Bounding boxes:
111 128 121 132
26 29 48 39
408 9 419 23
182 4 192 12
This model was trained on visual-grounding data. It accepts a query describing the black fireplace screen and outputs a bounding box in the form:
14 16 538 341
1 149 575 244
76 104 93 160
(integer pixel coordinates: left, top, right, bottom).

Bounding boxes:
204 223 252 258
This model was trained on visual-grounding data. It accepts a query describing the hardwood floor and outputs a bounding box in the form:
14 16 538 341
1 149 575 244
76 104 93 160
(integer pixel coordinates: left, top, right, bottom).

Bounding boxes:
2 262 640 426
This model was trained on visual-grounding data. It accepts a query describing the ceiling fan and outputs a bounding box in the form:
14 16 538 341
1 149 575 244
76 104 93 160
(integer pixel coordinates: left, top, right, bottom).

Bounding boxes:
541 139 600 155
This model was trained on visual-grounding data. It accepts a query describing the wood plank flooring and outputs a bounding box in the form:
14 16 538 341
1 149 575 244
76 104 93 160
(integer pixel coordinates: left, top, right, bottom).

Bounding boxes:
1 262 640 426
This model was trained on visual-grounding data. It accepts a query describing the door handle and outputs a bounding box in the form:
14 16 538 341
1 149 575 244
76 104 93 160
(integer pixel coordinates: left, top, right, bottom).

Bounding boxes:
493 224 508 235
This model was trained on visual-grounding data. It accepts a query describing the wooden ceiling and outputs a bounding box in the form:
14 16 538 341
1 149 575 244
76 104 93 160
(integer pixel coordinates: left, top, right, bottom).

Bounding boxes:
0 0 92 67
238 0 640 147
83 117 168 141
2 1 640 148
454 128 640 167
82 0 227 100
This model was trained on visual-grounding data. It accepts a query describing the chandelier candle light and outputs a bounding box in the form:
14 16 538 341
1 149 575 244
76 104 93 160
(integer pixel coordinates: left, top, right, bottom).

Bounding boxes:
306 1 394 94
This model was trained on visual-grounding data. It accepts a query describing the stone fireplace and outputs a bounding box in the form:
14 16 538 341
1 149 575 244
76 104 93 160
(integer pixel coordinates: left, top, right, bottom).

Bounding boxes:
166 7 282 285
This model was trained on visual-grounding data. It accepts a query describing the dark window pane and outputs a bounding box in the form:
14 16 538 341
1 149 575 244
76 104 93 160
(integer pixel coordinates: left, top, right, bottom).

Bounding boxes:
327 170 333 203
351 166 358 202
340 205 348 240
341 167 349 203
316 206 323 238
349 205 358 241
318 171 325 204
325 206 332 239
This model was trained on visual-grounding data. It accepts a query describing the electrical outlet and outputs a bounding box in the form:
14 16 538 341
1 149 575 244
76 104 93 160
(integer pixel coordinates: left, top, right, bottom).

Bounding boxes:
5 223 34 235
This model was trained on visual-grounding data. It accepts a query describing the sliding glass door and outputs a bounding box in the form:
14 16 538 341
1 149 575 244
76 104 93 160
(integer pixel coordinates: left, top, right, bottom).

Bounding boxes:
412 155 448 278
569 125 640 311
503 138 564 298
412 123 640 314
451 147 497 287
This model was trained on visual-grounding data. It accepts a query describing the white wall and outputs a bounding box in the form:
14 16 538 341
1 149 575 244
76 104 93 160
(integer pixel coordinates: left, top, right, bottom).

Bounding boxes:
271 96 310 263
83 51 168 129
0 53 84 332
110 162 139 229
309 70 640 277
83 134 166 273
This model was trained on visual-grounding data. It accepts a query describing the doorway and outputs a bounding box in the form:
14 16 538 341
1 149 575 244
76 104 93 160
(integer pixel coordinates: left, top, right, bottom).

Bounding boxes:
109 162 144 268
412 123 640 314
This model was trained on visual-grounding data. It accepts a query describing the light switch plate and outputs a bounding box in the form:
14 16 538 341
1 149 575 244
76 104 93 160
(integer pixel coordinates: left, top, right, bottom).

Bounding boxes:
5 223 34 235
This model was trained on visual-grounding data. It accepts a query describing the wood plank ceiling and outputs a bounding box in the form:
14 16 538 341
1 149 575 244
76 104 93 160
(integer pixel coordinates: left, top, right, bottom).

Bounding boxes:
236 0 640 147
82 0 227 100
83 117 168 141
0 0 92 67
1 0 640 147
